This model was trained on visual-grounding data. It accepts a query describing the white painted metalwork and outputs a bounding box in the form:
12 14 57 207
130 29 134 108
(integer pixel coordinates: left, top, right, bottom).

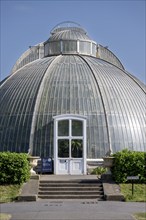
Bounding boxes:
53 114 87 175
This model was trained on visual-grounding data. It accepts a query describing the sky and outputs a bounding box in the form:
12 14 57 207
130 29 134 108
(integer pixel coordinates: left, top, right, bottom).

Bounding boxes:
0 0 145 83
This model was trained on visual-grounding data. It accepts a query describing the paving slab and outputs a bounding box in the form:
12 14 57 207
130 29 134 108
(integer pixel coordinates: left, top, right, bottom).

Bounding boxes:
1 200 145 220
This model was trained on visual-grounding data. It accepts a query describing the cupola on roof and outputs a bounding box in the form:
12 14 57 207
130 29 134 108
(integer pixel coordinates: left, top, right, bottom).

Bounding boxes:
49 21 90 40
44 21 97 57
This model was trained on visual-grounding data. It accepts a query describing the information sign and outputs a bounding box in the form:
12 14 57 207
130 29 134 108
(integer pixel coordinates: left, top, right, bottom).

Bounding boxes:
42 158 53 173
127 176 139 196
127 176 139 180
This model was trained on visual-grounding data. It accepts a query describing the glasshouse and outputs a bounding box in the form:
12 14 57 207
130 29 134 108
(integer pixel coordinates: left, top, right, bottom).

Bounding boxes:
0 21 145 174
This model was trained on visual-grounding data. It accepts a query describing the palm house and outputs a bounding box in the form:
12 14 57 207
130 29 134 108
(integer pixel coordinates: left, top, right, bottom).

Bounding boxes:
0 21 145 174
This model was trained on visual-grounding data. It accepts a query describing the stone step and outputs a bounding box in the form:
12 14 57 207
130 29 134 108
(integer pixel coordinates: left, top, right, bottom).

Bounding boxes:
39 186 102 191
38 178 104 200
39 180 101 184
38 194 104 199
39 184 102 188
38 190 103 195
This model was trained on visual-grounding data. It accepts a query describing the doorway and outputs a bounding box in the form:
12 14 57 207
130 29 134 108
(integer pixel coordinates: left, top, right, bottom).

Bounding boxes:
53 115 87 175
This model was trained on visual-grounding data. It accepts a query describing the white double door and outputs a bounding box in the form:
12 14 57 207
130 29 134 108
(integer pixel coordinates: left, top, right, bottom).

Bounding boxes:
57 138 84 175
53 115 87 175
58 159 83 175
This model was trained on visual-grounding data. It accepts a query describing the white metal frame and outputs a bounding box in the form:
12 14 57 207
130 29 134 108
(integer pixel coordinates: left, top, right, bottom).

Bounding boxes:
53 114 87 175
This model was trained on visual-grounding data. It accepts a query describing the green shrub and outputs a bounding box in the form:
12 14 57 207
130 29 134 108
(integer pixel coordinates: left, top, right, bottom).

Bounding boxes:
111 149 146 183
0 152 30 184
91 166 107 175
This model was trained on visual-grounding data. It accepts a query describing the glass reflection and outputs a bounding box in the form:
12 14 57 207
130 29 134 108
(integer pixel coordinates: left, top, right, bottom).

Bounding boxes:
72 120 83 136
58 120 69 136
71 139 83 158
58 139 69 158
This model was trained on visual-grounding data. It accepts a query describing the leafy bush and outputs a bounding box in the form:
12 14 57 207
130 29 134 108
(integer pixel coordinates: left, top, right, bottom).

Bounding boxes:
111 149 146 183
91 166 107 175
0 152 30 184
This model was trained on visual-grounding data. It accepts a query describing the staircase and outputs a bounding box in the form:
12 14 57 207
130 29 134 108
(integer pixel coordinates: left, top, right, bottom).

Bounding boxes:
38 178 104 200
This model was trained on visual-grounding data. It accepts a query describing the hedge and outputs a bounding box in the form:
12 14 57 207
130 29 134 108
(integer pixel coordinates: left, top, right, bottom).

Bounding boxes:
0 152 30 184
111 149 146 183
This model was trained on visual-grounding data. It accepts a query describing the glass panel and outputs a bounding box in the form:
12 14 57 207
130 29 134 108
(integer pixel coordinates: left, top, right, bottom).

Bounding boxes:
48 41 61 55
62 41 77 53
58 120 69 136
79 41 91 54
58 139 69 158
71 140 83 158
72 120 83 136
92 43 96 56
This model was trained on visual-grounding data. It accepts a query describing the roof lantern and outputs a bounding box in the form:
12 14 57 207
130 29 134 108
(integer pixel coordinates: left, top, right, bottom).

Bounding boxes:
10 21 125 75
50 21 87 35
44 21 97 57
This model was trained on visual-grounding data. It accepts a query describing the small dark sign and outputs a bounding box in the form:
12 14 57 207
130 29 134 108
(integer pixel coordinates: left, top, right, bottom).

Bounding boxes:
42 158 53 173
127 176 139 196
127 176 139 180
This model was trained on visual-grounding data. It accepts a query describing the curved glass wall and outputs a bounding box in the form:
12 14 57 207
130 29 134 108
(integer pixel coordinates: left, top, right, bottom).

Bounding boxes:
0 55 145 158
11 43 44 74
0 57 55 153
32 55 108 157
97 44 124 70
32 55 145 157
84 56 146 153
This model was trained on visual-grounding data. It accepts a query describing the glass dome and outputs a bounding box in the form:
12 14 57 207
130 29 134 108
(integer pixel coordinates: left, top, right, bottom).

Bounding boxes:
0 22 145 163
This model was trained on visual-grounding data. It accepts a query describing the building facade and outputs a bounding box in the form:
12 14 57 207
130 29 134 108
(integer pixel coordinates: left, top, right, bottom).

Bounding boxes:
0 22 145 174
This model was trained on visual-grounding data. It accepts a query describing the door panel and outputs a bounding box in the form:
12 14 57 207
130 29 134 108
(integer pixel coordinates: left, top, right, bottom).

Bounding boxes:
70 159 83 174
58 159 69 174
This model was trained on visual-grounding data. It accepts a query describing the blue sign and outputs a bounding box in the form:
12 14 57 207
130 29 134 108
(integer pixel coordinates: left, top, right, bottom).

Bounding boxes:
42 158 53 173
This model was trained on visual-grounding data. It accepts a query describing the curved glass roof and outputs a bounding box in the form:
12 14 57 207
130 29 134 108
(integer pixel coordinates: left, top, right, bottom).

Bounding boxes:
0 55 145 157
10 42 44 74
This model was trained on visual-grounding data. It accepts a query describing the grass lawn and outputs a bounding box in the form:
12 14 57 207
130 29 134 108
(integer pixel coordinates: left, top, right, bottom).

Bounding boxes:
0 184 21 203
120 183 146 202
0 213 12 220
134 212 146 220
